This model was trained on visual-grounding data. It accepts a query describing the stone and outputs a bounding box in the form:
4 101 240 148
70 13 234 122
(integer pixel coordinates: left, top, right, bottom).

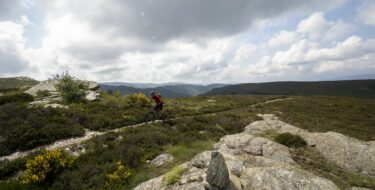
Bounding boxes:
245 114 375 176
25 79 100 99
25 79 59 96
134 176 164 190
240 167 339 190
189 151 213 168
44 103 68 109
85 90 100 101
242 137 268 155
206 152 230 190
179 168 205 185
348 187 372 190
150 153 175 167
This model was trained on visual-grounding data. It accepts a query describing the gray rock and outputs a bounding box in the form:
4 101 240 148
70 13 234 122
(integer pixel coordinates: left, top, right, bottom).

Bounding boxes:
85 90 100 101
189 151 213 168
150 153 175 167
179 168 205 185
25 79 59 96
44 103 68 109
134 176 164 190
206 152 230 190
348 187 372 190
26 79 99 97
245 114 375 176
241 167 339 190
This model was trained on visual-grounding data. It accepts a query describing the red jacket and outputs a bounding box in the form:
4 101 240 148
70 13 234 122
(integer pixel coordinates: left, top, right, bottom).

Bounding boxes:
152 95 162 104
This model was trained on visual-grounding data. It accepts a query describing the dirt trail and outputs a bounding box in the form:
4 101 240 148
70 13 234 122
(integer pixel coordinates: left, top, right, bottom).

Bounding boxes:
0 97 291 162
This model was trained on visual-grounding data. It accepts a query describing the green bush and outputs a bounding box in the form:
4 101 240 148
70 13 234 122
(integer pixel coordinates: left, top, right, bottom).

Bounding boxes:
274 133 307 148
54 72 88 103
0 93 34 105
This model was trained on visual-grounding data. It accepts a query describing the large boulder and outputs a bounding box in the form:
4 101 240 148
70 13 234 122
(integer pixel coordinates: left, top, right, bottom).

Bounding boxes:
206 152 230 190
245 114 375 176
85 90 100 101
25 79 59 96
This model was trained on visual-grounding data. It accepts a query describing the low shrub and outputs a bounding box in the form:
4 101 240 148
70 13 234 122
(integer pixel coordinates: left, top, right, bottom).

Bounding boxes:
0 93 34 105
274 133 307 148
127 93 150 107
21 149 74 185
0 104 85 156
104 161 132 186
54 72 89 103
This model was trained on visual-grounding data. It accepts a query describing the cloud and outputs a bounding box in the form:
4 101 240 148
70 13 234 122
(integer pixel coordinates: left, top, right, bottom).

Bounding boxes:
0 21 28 75
356 0 375 26
297 12 353 41
268 31 297 47
42 0 347 44
248 36 375 77
3 0 374 83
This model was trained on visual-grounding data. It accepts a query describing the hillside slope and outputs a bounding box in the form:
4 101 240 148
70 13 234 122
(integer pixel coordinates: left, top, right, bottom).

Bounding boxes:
205 80 375 98
0 77 39 90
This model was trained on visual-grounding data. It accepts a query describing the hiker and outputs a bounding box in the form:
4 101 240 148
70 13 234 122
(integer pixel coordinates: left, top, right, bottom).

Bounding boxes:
150 91 163 111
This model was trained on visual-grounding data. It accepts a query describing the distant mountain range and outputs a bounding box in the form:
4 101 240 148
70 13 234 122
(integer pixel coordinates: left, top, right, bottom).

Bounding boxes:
100 83 227 98
204 80 375 98
334 73 375 80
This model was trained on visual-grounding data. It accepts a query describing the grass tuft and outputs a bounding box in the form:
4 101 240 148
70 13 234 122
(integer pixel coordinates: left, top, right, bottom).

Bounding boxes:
274 133 307 148
163 166 188 186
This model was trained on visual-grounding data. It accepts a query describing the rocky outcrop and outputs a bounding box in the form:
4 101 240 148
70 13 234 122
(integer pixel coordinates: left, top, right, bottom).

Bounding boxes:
135 127 339 190
150 153 175 167
245 114 375 176
25 79 99 96
25 79 100 105
25 79 60 96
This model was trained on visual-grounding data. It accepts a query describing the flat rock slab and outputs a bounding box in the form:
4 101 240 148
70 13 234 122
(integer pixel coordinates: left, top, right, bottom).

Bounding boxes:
150 153 175 167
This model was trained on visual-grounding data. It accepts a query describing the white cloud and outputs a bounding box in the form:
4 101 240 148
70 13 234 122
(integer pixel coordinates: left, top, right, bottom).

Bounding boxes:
0 20 29 75
298 12 353 41
248 36 375 77
234 43 258 62
2 0 374 83
268 31 297 47
356 0 375 26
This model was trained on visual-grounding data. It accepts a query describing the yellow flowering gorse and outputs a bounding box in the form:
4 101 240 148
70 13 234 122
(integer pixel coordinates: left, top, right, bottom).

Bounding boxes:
105 161 132 186
127 93 150 107
21 149 74 184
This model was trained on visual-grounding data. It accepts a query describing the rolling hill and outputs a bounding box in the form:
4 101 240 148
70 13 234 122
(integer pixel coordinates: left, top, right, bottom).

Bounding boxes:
0 77 39 90
204 80 375 98
100 83 227 98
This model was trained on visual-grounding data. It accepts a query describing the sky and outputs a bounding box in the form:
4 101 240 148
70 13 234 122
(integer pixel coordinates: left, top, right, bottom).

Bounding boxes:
0 0 374 83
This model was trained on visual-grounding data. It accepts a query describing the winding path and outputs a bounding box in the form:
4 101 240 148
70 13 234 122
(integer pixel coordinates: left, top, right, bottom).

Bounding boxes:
0 97 291 162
